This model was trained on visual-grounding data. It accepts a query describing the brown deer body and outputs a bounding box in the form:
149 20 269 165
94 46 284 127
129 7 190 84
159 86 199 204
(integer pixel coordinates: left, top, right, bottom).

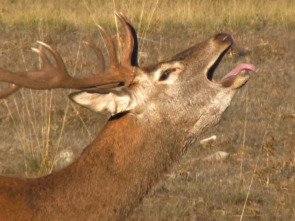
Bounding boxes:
0 13 255 220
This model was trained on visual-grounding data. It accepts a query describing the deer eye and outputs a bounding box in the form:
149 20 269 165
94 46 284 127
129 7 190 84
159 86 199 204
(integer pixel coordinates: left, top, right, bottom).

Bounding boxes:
159 68 177 81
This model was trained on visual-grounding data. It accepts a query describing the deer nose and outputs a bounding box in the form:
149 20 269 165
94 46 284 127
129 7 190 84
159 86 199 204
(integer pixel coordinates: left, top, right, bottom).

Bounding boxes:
215 33 233 43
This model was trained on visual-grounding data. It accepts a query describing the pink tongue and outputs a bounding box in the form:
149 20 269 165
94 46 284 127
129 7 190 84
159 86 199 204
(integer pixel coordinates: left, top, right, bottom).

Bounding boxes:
221 63 256 81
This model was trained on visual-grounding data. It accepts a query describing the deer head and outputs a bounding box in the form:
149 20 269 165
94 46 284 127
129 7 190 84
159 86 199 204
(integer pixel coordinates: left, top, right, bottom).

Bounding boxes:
0 12 257 163
69 32 255 142
0 14 255 134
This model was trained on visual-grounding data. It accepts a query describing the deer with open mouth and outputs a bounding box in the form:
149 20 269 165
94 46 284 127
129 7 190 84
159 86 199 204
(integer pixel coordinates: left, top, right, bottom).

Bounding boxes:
0 13 255 221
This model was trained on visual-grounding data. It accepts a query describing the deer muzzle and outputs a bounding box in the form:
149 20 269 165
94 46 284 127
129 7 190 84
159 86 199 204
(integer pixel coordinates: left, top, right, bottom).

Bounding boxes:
207 33 256 89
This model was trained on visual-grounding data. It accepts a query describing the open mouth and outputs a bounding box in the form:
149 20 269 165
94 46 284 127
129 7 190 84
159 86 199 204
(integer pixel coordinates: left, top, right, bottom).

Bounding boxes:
207 47 256 85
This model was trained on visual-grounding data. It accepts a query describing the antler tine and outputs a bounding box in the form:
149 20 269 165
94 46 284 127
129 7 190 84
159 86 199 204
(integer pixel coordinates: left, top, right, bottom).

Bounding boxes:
0 13 139 98
97 25 119 67
31 45 51 69
0 84 20 99
36 41 68 76
115 12 139 67
83 41 105 73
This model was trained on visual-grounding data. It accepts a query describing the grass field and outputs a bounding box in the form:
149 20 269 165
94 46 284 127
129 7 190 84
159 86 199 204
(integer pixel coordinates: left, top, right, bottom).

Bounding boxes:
0 0 295 220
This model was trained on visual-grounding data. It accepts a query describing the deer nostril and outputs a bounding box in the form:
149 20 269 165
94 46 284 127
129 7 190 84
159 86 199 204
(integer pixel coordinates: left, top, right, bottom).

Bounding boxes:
215 33 233 43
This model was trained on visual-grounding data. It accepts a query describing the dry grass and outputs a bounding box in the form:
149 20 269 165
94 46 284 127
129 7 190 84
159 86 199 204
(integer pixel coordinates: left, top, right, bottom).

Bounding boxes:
1 0 295 32
0 0 295 220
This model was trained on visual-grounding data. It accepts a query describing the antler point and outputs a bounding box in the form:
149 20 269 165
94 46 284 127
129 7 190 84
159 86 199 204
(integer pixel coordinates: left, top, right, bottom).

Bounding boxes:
83 41 90 45
31 47 40 53
37 40 44 45
115 12 124 19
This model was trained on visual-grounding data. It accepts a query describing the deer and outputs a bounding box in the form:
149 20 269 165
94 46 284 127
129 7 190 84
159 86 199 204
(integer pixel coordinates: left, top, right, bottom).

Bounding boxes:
0 13 256 221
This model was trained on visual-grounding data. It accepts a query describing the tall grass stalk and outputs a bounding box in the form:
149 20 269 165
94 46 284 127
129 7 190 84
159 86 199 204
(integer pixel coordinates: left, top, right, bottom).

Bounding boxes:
239 85 249 187
239 116 272 221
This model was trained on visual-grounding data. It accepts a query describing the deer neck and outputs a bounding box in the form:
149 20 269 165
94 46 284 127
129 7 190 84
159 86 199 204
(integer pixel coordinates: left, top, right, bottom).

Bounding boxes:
34 114 189 220
83 114 186 172
76 113 188 193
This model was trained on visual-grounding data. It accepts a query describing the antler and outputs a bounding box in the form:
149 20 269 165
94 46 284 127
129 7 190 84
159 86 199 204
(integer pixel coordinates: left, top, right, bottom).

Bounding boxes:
0 12 138 99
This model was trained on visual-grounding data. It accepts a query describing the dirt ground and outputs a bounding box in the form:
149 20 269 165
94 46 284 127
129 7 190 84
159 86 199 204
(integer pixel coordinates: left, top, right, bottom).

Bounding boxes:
0 25 295 220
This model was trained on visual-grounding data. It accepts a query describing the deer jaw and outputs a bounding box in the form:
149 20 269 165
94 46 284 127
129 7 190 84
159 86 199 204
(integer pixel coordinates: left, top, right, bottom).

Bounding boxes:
71 33 255 137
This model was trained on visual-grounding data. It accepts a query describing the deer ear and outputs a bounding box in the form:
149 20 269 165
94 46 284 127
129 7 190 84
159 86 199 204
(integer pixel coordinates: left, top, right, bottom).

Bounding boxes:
69 90 133 116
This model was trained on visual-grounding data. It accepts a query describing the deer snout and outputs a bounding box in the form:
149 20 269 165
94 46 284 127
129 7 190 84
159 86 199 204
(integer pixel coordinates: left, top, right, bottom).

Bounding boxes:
214 33 233 45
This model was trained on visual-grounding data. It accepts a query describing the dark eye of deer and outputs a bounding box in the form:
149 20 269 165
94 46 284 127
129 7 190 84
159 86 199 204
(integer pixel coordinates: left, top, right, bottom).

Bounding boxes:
159 68 176 81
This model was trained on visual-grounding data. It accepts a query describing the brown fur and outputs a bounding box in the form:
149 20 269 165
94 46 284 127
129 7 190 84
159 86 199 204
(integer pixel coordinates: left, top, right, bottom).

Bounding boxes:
0 116 188 220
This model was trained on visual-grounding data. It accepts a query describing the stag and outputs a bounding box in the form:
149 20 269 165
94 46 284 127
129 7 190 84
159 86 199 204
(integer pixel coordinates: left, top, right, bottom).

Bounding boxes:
0 13 255 220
